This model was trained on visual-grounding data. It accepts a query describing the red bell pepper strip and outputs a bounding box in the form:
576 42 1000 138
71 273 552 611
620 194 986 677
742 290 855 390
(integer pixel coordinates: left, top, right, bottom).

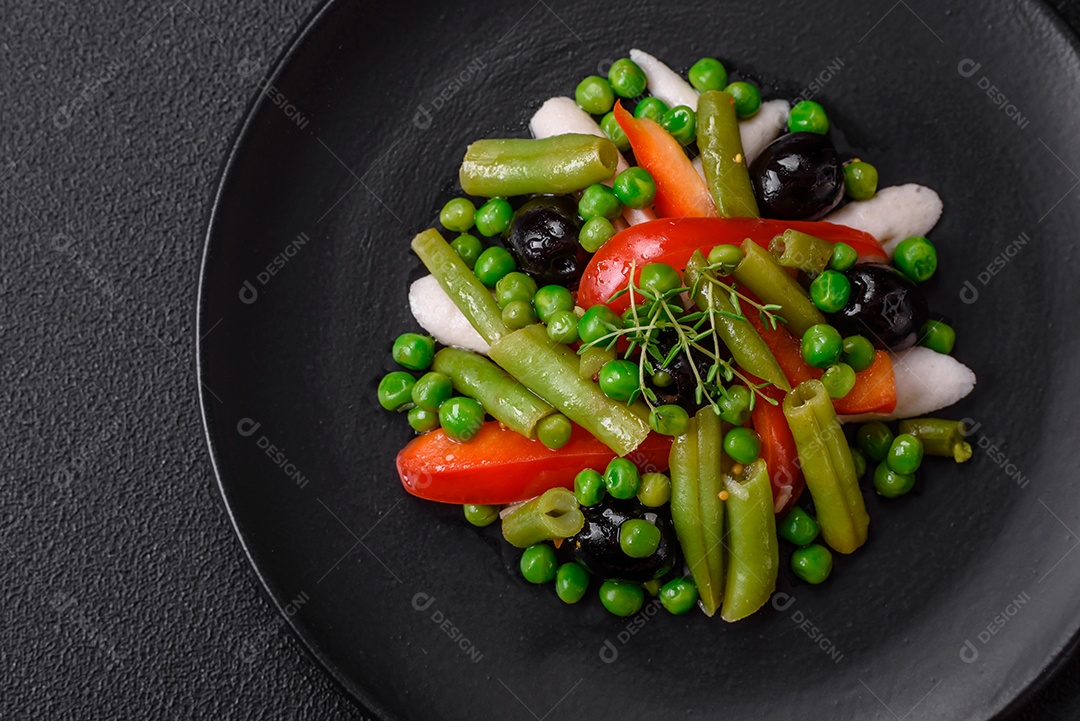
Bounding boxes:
396 421 673 505
613 101 717 219
577 217 888 312
751 389 805 514
833 350 897 415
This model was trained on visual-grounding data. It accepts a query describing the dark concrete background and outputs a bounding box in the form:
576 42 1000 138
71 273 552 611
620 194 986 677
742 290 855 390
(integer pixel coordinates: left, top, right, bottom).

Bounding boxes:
2 1 1078 718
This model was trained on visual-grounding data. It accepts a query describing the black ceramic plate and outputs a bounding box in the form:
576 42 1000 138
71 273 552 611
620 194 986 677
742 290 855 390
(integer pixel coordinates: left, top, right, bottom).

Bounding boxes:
198 1 1080 718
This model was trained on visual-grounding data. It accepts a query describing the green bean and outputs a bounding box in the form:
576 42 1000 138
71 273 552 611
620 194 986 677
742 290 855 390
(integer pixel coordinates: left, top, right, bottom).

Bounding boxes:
696 90 759 218
579 345 615 379
782 380 869 554
685 251 789 392
732 239 826 337
720 459 778 622
488 324 650 456
696 407 726 615
411 229 508 344
432 348 554 438
669 417 721 616
459 135 619 197
769 229 834 275
897 418 973 463
501 488 584 548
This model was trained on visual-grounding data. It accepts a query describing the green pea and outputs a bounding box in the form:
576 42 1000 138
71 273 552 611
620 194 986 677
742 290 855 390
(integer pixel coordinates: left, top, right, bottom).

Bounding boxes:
717 386 752 426
463 504 499 527
801 324 843 369
661 105 696 145
688 57 727 92
851 448 868 479
724 427 762 465
725 81 761 119
495 271 538 309
574 468 606 507
612 167 657 209
578 183 622 221
707 244 745 274
555 562 590 604
633 96 668 123
893 236 938 283
438 397 485 442
392 333 435 371
411 371 453 411
408 407 439 433
598 579 645 617
650 369 674 388
820 363 856 399
842 335 876 373
474 246 517 287
537 413 572 450
843 160 878 201
598 360 639 402
637 472 671 507
579 216 616 253
501 299 538 329
778 507 820 546
578 305 622 344
788 100 829 134
450 233 484 269
643 579 662 597
829 242 858 272
575 75 615 115
873 461 915 498
604 457 641 500
919 319 956 355
791 544 833 584
520 543 558 584
608 58 647 98
474 198 513 237
440 197 476 232
857 421 894 463
659 577 698 615
533 285 575 323
546 310 580 344
639 262 683 298
600 111 631 152
619 518 661 558
887 433 924 475
649 404 690 436
809 270 851 313
378 371 415 411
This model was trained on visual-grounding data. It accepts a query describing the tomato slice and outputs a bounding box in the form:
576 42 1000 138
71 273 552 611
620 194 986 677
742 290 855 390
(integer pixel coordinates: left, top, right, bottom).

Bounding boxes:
397 422 673 505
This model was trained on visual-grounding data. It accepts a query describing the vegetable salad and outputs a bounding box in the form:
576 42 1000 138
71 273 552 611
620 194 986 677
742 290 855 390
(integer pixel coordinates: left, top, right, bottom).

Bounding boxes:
378 50 976 620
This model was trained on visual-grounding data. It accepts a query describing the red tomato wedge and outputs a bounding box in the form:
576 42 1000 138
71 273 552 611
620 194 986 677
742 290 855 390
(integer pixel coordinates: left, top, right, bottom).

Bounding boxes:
833 350 897 415
751 389 805 514
577 217 888 312
612 101 717 219
397 422 673 505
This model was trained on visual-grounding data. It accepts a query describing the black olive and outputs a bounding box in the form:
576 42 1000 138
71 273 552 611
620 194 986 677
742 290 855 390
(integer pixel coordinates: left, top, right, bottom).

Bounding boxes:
645 329 724 413
569 498 677 582
504 196 585 287
829 264 929 350
749 132 845 220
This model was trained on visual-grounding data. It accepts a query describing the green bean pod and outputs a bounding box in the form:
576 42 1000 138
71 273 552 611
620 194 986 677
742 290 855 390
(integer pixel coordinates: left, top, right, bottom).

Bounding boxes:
783 380 869 554
769 229 833 275
501 488 584 548
459 135 619 197
669 418 721 616
897 418 973 463
696 90 760 218
488 324 651 456
432 348 555 438
579 345 616 380
731 239 825 338
720 459 779 622
411 229 508 343
696 407 726 608
685 251 790 392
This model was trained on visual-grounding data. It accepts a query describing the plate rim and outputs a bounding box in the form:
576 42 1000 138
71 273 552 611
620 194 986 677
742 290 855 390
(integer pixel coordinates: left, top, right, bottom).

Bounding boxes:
194 0 1080 718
